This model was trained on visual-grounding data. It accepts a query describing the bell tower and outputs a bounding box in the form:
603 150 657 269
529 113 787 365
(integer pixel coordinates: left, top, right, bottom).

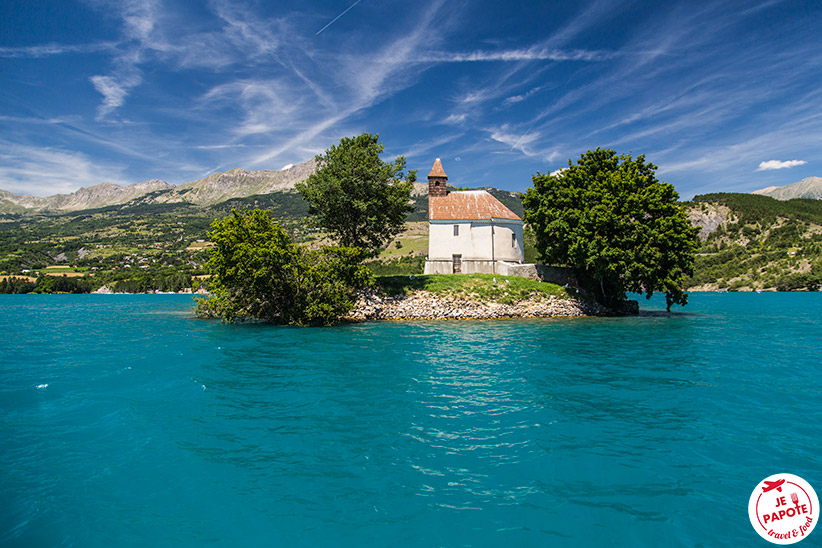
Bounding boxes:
428 158 447 197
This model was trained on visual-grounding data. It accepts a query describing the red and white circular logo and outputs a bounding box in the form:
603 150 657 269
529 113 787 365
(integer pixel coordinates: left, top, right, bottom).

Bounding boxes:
749 473 818 544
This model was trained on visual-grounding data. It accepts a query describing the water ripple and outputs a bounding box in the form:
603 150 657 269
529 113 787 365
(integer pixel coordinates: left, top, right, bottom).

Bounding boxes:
0 293 820 546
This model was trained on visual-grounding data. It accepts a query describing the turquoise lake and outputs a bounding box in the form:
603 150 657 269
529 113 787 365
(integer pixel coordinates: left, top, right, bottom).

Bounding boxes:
1 293 820 547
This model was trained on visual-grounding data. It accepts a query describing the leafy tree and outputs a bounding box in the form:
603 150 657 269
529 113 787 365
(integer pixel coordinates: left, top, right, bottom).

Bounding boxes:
195 209 372 326
523 148 699 311
296 133 415 255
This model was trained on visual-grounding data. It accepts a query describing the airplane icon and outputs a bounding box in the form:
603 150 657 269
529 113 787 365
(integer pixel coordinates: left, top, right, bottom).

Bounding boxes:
762 479 785 493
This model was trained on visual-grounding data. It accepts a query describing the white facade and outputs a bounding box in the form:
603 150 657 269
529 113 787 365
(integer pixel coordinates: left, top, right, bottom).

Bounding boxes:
422 159 524 275
424 218 524 274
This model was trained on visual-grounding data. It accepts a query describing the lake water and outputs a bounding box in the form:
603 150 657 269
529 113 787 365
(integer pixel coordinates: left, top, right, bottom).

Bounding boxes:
1 293 820 547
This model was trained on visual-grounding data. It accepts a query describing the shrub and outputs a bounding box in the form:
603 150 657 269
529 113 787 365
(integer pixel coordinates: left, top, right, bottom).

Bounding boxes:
195 209 373 326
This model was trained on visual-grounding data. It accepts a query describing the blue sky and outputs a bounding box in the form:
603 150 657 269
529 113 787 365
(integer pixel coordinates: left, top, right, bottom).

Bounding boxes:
1 0 820 199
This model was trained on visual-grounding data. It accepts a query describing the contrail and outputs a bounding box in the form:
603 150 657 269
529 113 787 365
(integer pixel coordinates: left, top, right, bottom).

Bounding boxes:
316 0 362 35
510 116 539 152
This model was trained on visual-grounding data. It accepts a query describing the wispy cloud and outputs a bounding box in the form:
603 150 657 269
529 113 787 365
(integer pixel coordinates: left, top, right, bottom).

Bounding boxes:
658 117 822 180
90 71 142 119
421 47 615 63
85 0 159 118
482 1 822 193
394 133 466 160
756 159 807 171
194 144 248 150
443 113 467 124
85 0 287 118
0 142 130 196
201 79 306 138
0 114 79 125
248 0 448 167
208 0 283 63
2 0 820 197
0 42 116 58
487 124 559 161
504 87 543 105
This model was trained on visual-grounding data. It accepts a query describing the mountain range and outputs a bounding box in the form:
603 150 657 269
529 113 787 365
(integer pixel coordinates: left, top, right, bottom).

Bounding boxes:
0 159 319 214
2 161 819 216
752 176 822 200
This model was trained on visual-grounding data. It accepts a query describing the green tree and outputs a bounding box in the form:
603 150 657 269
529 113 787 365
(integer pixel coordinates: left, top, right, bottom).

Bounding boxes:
195 209 372 326
296 133 415 255
523 148 699 311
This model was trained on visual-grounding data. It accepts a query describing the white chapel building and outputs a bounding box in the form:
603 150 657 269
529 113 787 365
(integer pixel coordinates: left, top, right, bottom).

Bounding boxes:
423 158 525 275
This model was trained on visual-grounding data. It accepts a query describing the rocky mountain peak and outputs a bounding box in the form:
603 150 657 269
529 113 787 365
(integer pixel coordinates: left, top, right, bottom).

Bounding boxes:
0 159 317 213
753 176 822 200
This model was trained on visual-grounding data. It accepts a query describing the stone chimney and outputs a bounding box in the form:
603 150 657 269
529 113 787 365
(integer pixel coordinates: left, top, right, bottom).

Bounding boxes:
428 158 447 197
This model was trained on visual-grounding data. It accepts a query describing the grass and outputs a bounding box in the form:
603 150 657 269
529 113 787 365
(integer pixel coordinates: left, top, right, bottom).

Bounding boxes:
375 273 575 304
45 266 89 272
378 221 429 259
366 255 425 276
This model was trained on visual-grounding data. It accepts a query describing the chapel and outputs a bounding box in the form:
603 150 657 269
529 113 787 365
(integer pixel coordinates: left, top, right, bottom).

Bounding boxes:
423 158 524 275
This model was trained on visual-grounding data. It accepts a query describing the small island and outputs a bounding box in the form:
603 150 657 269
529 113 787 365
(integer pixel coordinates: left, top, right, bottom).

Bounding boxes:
196 138 685 325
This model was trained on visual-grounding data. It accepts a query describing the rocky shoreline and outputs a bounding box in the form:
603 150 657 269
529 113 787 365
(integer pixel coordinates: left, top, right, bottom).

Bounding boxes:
345 288 616 321
92 284 641 321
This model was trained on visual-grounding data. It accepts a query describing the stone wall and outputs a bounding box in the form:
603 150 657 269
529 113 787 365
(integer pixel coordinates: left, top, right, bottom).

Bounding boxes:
424 259 497 274
424 260 576 283
496 262 577 286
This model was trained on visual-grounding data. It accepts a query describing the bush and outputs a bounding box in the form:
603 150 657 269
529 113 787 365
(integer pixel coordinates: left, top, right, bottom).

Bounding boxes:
195 209 373 326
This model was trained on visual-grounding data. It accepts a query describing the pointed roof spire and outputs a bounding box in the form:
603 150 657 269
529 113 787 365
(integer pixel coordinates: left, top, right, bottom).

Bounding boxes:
428 158 447 178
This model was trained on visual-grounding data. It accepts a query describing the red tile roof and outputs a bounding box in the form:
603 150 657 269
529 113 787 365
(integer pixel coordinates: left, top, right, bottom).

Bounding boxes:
428 158 447 178
429 190 521 221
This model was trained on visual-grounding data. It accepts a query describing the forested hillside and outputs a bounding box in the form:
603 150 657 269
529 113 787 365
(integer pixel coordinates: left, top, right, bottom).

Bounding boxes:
686 194 822 291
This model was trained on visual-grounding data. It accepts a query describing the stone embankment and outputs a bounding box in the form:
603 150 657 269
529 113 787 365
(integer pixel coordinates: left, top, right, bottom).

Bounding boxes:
346 289 609 321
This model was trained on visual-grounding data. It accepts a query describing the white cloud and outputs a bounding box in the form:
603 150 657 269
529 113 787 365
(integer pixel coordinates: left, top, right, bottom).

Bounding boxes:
657 120 821 179
0 142 130 196
550 167 568 176
395 133 465 160
202 79 306 138
489 126 535 150
0 42 116 58
756 159 807 171
82 0 157 118
194 144 247 150
444 113 467 124
90 73 142 117
85 0 288 118
503 86 543 106
421 47 614 63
